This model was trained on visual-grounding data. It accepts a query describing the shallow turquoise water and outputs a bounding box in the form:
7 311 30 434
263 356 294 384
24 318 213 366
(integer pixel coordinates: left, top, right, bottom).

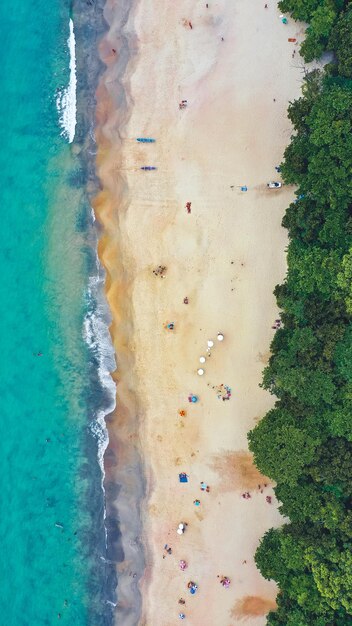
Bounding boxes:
0 2 105 623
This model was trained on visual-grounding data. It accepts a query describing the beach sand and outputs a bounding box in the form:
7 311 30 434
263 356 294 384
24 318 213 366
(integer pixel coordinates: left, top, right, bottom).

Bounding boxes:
94 1 306 624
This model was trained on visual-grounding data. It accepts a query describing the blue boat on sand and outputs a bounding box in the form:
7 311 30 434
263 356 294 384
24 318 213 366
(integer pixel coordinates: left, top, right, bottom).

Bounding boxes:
137 137 155 143
141 166 157 170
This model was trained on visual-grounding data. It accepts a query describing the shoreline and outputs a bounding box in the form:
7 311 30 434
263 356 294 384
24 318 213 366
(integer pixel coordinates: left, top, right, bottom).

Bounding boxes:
72 0 121 621
92 0 146 624
72 0 125 626
73 0 142 619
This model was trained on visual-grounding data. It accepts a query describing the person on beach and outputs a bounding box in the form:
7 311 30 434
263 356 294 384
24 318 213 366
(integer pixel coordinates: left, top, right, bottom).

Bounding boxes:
193 499 201 506
183 297 189 304
187 581 198 594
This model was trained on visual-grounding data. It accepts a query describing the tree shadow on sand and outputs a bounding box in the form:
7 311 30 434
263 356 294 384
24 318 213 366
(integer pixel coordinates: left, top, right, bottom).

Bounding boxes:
231 595 277 620
210 450 272 492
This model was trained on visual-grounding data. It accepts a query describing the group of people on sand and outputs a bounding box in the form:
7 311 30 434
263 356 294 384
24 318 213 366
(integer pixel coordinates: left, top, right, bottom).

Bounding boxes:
152 264 167 278
163 468 234 619
176 575 231 619
159 319 234 619
242 483 272 503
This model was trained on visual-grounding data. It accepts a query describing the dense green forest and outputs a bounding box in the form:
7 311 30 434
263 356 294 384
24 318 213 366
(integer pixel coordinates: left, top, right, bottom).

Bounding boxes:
247 2 352 624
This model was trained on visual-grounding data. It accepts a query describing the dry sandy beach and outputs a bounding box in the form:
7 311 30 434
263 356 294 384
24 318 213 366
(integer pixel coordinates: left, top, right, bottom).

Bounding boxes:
94 1 306 624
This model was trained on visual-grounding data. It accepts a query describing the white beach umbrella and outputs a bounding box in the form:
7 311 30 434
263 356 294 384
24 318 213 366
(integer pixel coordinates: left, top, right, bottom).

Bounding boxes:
217 333 224 341
197 368 205 376
207 340 214 348
199 356 206 363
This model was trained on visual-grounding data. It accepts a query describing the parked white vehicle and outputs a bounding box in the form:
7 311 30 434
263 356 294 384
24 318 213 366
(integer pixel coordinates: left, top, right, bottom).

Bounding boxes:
267 181 282 188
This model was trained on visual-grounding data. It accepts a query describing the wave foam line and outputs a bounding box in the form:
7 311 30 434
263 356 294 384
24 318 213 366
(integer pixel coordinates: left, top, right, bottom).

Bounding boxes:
56 18 77 143
83 256 117 546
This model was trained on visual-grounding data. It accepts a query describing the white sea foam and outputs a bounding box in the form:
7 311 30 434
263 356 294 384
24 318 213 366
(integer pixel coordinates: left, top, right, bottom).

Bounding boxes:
83 251 117 548
84 271 116 470
56 19 77 143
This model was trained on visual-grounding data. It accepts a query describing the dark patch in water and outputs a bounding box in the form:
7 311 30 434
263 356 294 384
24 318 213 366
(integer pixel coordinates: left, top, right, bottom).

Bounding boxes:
106 513 125 562
67 166 86 188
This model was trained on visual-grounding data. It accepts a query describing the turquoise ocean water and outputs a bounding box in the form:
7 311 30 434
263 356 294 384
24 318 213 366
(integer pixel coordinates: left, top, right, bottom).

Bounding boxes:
0 1 114 623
